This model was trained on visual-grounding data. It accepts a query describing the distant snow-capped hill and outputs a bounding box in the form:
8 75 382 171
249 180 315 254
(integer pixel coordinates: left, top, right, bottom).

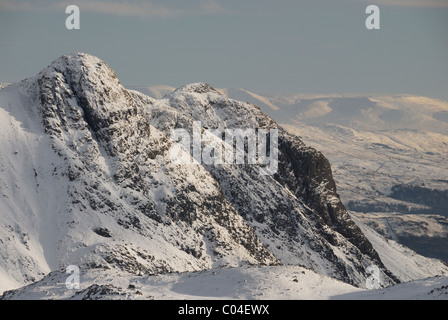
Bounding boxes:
133 86 448 135
273 94 448 135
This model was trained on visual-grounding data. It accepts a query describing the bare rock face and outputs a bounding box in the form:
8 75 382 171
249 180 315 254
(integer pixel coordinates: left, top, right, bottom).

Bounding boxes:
276 134 382 258
0 53 402 291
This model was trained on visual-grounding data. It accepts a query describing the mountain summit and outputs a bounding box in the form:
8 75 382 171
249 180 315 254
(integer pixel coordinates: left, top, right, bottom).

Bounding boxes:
0 53 446 296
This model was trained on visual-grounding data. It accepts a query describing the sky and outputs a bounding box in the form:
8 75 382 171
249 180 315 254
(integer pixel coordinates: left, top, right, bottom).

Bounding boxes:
0 0 447 100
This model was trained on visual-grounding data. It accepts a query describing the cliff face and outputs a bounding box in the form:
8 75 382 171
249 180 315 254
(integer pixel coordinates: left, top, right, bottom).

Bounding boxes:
277 134 382 258
0 53 400 292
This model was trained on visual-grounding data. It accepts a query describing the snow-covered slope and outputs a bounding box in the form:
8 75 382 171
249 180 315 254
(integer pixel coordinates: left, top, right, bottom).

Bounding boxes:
2 265 447 300
1 53 447 299
336 275 448 300
352 215 447 282
0 54 277 293
0 266 361 300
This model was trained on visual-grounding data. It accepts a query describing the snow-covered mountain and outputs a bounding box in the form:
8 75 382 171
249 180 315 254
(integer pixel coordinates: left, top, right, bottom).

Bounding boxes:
179 86 448 265
129 86 448 264
1 53 447 299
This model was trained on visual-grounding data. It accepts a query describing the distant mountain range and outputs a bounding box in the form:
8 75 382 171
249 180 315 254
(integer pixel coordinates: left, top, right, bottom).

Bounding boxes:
128 85 448 134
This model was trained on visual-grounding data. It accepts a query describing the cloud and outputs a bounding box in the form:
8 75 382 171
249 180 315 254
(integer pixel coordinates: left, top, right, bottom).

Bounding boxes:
0 0 230 18
0 0 52 11
359 0 448 8
66 0 229 18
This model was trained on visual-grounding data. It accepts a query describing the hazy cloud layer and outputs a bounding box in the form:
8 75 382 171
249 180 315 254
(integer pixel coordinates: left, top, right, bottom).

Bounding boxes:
359 0 448 8
2 0 447 17
0 0 229 18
